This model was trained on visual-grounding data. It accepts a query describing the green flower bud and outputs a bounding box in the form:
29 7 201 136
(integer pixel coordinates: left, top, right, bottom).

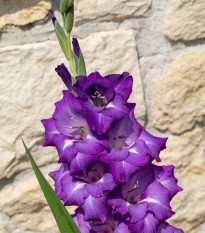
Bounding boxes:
64 5 74 33
60 0 74 14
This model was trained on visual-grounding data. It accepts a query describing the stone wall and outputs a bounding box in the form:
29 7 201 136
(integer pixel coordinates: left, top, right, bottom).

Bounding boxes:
0 0 204 232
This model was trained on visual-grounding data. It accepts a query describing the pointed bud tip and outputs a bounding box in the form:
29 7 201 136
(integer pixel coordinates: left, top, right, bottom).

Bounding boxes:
52 17 56 25
55 63 65 72
55 63 72 91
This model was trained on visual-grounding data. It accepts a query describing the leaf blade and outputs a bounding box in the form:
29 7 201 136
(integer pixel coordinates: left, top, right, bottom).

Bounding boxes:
22 140 80 233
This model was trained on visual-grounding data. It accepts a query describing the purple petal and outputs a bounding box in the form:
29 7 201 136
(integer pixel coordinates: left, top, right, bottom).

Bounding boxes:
114 220 130 233
41 118 59 146
129 213 160 233
130 139 151 155
138 126 168 162
139 181 175 220
60 173 88 206
82 196 110 222
109 160 139 183
90 216 116 233
75 161 106 183
72 208 94 233
125 153 150 167
49 163 69 198
53 90 88 140
85 173 116 197
55 63 72 91
74 131 108 154
157 221 184 233
70 152 99 176
107 189 129 215
86 111 113 135
52 134 77 163
103 94 130 119
72 38 80 59
99 148 129 163
155 165 183 199
79 99 105 113
108 114 135 150
121 164 155 203
129 203 148 223
104 72 133 101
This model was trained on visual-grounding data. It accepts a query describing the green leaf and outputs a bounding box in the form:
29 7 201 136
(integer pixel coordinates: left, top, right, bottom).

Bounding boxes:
22 140 80 233
55 21 70 61
74 51 87 76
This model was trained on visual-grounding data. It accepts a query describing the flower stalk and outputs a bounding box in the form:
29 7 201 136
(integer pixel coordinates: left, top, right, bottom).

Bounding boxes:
67 32 77 77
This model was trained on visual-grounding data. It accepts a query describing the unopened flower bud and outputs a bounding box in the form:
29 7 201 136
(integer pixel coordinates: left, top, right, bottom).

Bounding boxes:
52 17 56 25
55 63 72 91
64 5 74 33
60 0 74 14
72 38 80 59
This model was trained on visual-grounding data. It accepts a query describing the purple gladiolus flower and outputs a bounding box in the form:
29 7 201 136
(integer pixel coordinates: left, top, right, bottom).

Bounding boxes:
55 63 72 91
73 71 133 134
42 70 184 233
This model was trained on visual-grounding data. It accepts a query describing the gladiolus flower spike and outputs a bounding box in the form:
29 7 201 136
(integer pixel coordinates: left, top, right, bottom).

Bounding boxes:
42 70 184 233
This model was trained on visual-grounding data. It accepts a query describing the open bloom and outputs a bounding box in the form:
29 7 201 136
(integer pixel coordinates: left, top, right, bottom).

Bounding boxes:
42 90 108 173
99 103 167 183
73 71 133 134
107 164 182 224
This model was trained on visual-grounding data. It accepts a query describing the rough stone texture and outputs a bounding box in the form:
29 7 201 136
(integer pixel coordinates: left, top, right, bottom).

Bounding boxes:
0 0 52 30
0 222 8 233
163 0 205 41
0 175 58 231
197 222 205 233
75 0 152 25
153 53 205 135
158 127 205 233
159 128 205 174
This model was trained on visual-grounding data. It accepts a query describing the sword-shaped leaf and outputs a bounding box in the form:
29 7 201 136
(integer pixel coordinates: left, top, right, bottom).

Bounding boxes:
22 140 80 233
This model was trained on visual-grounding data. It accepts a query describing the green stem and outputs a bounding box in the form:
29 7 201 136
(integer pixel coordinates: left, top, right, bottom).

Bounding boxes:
67 32 77 77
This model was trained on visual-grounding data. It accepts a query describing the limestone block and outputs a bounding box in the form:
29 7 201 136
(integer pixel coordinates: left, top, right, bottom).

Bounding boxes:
0 222 8 233
75 0 152 25
0 0 52 30
0 176 58 231
153 53 205 134
0 29 145 180
159 127 205 174
158 128 205 232
163 0 205 41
